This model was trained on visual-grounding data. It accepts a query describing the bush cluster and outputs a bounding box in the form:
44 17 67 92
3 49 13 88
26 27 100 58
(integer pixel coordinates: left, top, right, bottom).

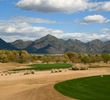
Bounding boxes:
0 50 110 64
72 64 88 70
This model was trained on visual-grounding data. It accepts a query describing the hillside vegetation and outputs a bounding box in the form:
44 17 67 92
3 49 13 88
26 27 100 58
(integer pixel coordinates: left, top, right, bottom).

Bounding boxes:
0 50 110 64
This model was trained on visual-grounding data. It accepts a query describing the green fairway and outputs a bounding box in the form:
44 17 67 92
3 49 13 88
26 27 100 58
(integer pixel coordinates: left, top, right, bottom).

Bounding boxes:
54 75 110 100
13 63 72 71
89 65 109 68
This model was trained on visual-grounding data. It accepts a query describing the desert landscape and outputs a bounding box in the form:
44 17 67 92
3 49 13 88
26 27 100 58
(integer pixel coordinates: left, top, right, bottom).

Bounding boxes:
1 0 110 100
0 63 110 100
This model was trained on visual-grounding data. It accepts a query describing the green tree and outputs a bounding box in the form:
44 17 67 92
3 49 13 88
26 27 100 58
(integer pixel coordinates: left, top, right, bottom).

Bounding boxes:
101 53 110 63
66 52 80 63
81 55 90 64
0 53 9 63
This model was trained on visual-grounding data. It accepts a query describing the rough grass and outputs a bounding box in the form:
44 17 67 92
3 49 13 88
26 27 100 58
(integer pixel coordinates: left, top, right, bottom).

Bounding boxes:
89 65 109 68
54 75 110 100
12 63 72 71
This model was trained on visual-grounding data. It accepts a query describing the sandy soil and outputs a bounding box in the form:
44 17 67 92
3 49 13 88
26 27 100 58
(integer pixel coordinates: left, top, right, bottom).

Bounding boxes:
0 62 29 71
0 64 110 100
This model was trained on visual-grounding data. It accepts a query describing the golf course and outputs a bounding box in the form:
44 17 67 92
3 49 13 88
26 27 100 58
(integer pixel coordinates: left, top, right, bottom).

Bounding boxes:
55 75 110 100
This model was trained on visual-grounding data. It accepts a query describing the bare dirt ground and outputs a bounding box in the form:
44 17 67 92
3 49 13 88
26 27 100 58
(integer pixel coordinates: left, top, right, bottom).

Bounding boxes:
0 63 110 100
0 62 29 71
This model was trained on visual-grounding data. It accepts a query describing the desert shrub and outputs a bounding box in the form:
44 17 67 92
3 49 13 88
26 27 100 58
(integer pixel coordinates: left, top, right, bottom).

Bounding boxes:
54 69 58 73
1 73 3 76
58 69 63 72
101 53 110 63
80 65 88 70
51 69 64 73
72 64 80 70
30 70 35 74
72 64 88 70
64 69 68 72
7 71 12 75
24 71 30 75
51 69 55 73
5 73 8 76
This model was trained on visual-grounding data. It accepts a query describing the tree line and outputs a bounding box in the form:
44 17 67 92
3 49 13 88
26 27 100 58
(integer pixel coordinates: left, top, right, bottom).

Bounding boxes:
0 50 110 63
65 52 110 63
0 50 37 63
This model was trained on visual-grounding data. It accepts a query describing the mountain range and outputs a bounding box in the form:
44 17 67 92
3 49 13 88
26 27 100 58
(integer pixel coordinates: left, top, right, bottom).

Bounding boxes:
0 34 110 54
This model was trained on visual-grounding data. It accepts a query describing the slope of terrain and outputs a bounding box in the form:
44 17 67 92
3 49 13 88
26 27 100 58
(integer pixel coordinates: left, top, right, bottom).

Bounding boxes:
0 34 110 54
0 38 17 50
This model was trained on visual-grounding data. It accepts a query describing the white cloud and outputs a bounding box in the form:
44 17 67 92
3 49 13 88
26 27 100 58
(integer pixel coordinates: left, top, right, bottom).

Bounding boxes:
81 15 108 24
0 17 61 42
16 0 110 13
16 0 90 13
0 20 110 42
0 17 110 42
0 21 64 42
91 1 110 12
101 28 110 33
13 16 56 24
2 16 56 24
61 32 110 42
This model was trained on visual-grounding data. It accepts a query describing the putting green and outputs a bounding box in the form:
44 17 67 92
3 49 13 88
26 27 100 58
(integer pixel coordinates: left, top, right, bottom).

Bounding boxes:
13 63 72 71
54 75 110 100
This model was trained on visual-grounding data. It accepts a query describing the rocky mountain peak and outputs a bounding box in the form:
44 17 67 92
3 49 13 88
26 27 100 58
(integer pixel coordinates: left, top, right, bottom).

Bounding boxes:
0 35 110 54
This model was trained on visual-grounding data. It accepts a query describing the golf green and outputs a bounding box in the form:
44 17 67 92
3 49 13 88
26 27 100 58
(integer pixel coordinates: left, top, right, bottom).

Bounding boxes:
55 75 110 100
13 63 72 71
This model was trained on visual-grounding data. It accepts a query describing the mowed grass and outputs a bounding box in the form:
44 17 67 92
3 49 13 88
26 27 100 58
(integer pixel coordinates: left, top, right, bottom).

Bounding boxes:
54 75 110 100
13 63 72 71
89 65 109 68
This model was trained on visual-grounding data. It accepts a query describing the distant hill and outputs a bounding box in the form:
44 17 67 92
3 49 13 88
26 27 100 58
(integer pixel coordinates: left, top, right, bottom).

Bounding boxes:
11 39 33 49
25 34 65 54
0 34 110 54
0 38 17 50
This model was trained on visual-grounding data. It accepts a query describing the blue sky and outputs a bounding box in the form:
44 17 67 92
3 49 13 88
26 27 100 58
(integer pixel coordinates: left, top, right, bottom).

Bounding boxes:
0 0 110 42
